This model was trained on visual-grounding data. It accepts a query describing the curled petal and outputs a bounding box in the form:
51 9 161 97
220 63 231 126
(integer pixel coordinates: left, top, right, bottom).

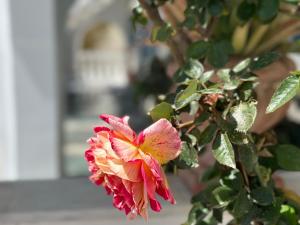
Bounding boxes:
138 119 182 164
109 135 139 161
94 126 110 133
100 114 136 142
141 164 162 212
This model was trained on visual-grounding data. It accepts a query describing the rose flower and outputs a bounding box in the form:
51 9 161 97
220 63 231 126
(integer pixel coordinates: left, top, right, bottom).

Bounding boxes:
85 114 182 219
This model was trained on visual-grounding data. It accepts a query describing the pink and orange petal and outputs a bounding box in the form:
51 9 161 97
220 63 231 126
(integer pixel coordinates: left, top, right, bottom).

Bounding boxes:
84 114 182 219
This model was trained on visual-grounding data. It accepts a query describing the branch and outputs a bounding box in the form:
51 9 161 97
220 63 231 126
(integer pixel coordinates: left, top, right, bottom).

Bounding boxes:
138 0 185 65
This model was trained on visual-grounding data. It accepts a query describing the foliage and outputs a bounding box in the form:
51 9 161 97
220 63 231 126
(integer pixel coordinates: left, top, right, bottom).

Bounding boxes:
133 0 300 224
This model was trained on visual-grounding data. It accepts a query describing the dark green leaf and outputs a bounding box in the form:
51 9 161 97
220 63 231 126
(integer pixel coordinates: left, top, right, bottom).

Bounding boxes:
187 41 210 59
192 182 219 205
258 198 282 224
251 187 274 206
257 0 279 22
212 132 236 168
201 164 221 182
275 144 300 171
229 101 257 133
150 102 174 121
237 1 256 21
250 52 280 70
208 0 224 16
227 130 249 145
238 145 257 173
266 74 300 113
207 40 232 68
195 111 210 126
175 80 201 109
220 170 243 191
198 123 218 146
232 190 252 218
173 68 189 83
182 15 196 29
238 81 256 101
240 205 262 225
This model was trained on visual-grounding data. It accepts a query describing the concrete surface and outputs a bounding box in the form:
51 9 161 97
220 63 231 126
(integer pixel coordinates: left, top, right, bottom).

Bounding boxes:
0 176 191 225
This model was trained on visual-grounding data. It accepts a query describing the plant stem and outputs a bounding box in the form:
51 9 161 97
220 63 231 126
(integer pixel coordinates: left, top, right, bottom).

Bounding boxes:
177 120 194 129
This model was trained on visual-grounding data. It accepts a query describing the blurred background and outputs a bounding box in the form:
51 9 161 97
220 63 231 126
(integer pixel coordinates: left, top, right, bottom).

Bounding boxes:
1 0 300 224
0 0 174 181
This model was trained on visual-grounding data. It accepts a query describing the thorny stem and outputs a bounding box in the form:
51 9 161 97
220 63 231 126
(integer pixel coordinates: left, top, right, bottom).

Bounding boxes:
138 0 185 66
177 120 194 129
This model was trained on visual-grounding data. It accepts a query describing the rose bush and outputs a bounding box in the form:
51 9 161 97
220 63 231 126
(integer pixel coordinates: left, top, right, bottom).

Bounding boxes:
85 114 181 219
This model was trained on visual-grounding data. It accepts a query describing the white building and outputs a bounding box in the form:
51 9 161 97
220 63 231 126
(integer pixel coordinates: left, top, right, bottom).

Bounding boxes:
0 0 140 181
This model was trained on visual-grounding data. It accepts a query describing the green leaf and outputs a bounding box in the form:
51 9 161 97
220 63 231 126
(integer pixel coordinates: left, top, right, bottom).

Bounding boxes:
238 145 257 173
227 130 249 145
229 102 257 133
194 111 210 126
217 69 240 90
189 101 200 115
258 198 282 224
149 102 174 121
208 0 224 16
257 0 279 22
197 123 218 147
177 142 199 168
187 41 210 59
232 190 252 218
200 70 215 83
131 6 148 29
186 202 206 225
280 204 298 225
183 59 205 79
201 164 221 182
250 52 280 70
151 23 174 42
182 15 196 29
213 186 236 206
220 170 243 191
191 182 219 205
266 74 300 113
207 40 232 68
237 1 256 21
255 165 272 187
175 80 201 110
275 144 300 171
251 187 274 206
232 189 252 218
233 58 251 74
240 205 261 225
212 132 236 168
238 81 256 101
199 88 223 94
